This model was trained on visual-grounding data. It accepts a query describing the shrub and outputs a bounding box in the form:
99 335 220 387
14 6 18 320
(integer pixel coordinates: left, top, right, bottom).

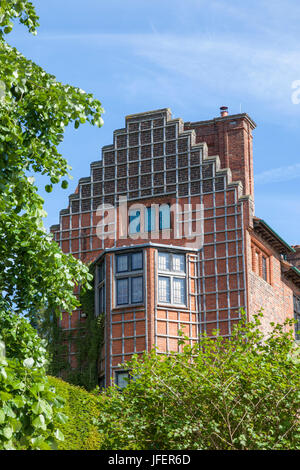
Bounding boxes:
48 376 103 450
96 312 300 450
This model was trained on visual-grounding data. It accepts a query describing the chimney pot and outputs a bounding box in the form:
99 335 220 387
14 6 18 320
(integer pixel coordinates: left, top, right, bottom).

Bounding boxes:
220 106 228 117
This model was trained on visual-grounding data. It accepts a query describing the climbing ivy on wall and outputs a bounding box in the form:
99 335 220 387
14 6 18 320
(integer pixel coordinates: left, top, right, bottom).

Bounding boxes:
39 266 105 392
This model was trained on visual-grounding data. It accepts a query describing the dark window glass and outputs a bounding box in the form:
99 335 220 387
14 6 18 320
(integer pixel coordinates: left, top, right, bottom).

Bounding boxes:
262 256 267 281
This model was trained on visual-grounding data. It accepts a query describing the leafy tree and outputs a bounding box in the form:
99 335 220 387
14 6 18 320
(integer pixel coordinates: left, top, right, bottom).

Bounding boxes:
96 312 300 450
0 1 104 319
0 304 67 450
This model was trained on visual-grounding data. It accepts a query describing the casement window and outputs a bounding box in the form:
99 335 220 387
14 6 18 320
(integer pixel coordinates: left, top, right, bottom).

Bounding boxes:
96 260 105 317
129 204 171 233
129 209 141 234
145 206 156 232
294 296 300 341
262 255 267 282
159 204 171 230
255 252 260 274
157 251 186 306
251 243 271 284
115 370 131 389
115 251 143 306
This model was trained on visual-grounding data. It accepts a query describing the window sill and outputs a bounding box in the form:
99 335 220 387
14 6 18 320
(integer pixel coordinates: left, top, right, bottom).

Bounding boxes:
112 303 145 310
157 302 188 310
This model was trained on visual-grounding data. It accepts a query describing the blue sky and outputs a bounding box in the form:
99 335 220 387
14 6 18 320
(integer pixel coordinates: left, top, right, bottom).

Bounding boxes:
7 0 300 245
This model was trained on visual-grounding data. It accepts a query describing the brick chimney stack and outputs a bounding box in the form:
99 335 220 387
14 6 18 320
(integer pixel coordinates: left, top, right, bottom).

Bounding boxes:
184 110 256 198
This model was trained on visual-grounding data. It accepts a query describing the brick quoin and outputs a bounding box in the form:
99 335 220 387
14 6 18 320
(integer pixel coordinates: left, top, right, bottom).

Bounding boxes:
50 107 300 387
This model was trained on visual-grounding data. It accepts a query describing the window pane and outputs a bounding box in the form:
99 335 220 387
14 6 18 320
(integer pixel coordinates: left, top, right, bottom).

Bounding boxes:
117 278 129 305
115 371 130 389
117 254 128 272
99 286 105 313
131 252 143 270
145 207 156 232
294 296 300 340
159 204 170 230
173 278 186 304
98 262 105 282
131 277 143 303
129 210 140 234
262 256 267 281
158 252 170 271
158 276 171 303
172 254 185 273
256 252 260 274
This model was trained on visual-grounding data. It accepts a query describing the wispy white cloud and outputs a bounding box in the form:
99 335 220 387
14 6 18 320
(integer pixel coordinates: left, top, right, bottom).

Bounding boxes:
35 30 300 118
255 163 300 184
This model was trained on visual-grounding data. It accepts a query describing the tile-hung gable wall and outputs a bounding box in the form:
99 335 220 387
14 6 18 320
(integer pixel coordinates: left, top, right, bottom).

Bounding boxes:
50 108 255 378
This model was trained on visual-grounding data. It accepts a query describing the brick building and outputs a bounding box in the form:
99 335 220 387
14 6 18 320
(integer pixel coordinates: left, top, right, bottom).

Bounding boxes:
50 107 300 388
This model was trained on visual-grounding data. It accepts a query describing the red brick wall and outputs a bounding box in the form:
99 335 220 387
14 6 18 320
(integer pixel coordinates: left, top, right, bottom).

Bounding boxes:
246 231 298 335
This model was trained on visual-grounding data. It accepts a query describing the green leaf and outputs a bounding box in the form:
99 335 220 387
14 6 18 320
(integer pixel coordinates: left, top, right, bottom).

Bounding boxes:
54 428 64 441
2 426 13 440
32 414 46 430
56 412 68 424
23 357 34 368
45 184 53 193
0 409 5 424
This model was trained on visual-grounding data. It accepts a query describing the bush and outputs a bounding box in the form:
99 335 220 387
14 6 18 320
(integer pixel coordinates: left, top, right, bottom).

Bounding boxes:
48 376 103 450
0 307 66 450
96 312 300 450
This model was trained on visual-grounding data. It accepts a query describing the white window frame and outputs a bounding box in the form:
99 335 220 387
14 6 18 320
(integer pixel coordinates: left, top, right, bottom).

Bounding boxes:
157 251 187 307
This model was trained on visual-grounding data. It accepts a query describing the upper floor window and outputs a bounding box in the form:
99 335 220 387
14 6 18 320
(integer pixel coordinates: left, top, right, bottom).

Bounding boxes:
294 296 300 341
129 209 140 234
145 206 156 232
159 204 170 230
251 242 271 284
96 259 105 317
262 255 268 282
115 251 143 306
157 251 186 306
128 204 170 234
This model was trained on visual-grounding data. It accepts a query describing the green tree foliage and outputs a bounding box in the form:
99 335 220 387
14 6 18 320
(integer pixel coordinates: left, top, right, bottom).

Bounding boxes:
96 313 300 450
0 305 67 450
0 1 104 318
48 376 103 450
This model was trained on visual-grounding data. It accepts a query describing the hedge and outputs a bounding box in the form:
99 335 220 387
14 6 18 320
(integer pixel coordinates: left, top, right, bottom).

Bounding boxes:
48 376 103 450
